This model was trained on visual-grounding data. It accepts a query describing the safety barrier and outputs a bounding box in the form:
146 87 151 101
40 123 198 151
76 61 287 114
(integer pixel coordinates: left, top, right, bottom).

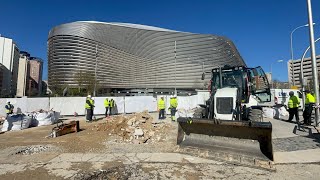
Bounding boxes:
0 92 209 116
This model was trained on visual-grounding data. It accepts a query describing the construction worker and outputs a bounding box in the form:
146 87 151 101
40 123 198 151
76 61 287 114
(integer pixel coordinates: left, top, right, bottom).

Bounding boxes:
303 90 315 125
104 98 110 117
5 101 14 118
169 96 178 121
287 91 300 123
109 99 115 116
158 97 165 119
85 95 95 122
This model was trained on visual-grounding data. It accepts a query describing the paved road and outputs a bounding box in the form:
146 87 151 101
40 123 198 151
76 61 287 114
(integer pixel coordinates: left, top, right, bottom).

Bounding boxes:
266 117 320 163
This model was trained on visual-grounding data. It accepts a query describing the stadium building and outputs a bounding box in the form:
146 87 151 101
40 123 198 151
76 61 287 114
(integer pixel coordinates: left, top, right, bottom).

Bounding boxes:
48 21 245 95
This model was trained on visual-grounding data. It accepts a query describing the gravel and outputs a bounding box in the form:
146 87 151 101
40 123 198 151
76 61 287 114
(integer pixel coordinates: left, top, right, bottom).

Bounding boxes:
13 145 60 155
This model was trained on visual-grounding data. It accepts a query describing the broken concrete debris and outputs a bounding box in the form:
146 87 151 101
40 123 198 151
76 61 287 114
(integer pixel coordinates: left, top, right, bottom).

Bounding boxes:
134 128 144 137
94 111 171 144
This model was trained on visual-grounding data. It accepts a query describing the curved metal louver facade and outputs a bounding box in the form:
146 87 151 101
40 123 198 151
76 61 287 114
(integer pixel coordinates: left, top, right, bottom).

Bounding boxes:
48 21 246 89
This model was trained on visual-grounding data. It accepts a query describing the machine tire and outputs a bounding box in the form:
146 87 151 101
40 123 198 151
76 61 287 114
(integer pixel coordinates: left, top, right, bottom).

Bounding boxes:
248 108 263 122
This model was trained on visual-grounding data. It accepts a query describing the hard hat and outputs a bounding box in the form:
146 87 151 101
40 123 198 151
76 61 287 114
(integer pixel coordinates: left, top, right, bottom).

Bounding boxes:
87 95 91 98
289 91 294 96
6 100 10 103
304 89 310 93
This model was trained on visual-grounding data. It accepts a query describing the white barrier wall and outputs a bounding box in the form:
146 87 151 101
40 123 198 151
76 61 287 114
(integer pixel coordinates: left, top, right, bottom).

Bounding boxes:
0 93 210 117
93 97 125 115
50 97 86 115
125 96 157 113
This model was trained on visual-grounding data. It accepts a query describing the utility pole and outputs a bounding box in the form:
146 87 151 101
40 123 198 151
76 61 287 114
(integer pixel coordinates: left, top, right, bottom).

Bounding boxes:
306 0 319 126
174 41 177 96
94 44 98 97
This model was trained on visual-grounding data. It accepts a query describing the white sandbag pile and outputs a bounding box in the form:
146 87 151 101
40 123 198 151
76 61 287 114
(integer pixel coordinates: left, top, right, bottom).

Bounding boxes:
274 106 289 119
1 114 32 132
263 107 275 119
177 108 198 118
32 111 60 126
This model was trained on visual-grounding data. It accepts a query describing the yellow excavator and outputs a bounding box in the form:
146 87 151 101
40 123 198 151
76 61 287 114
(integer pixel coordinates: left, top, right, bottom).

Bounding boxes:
177 65 274 162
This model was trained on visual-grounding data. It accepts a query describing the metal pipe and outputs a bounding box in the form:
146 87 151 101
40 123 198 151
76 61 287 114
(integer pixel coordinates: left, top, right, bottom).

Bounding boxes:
219 66 222 88
306 0 319 127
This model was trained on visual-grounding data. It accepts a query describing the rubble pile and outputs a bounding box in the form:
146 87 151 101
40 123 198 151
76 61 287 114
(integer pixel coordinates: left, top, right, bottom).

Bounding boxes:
93 111 171 144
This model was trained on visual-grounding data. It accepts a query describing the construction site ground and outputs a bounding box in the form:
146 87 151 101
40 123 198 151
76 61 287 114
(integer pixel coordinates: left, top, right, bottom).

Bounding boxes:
1 112 320 179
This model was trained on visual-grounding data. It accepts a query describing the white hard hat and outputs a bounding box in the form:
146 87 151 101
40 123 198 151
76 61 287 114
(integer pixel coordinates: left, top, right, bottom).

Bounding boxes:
6 100 10 103
87 95 91 98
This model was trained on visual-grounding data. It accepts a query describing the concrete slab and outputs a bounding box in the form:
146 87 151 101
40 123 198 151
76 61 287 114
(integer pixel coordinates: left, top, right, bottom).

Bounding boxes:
275 149 320 164
266 118 299 139
48 153 222 164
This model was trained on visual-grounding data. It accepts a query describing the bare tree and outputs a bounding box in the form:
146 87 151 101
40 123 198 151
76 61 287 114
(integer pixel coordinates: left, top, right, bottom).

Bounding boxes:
74 71 99 96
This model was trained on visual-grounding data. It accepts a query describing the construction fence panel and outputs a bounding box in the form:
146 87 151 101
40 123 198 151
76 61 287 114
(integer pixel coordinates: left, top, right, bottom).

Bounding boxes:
0 98 27 116
26 98 49 112
124 96 157 113
93 97 125 115
0 93 210 117
50 97 86 116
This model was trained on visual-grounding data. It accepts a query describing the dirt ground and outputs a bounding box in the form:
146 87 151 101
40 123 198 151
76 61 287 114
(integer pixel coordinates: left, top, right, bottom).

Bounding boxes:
0 113 320 179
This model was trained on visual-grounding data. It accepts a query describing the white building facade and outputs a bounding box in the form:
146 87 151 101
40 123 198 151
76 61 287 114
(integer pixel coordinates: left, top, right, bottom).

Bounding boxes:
0 36 20 97
16 52 29 97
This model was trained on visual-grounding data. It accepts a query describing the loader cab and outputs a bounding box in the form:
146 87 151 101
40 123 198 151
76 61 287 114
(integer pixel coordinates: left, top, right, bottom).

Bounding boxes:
210 66 271 103
247 66 271 103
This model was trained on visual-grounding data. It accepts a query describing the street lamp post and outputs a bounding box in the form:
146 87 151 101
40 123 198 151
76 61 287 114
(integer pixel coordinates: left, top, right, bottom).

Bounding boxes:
306 0 319 127
93 44 98 97
270 60 283 89
174 41 177 96
290 22 315 86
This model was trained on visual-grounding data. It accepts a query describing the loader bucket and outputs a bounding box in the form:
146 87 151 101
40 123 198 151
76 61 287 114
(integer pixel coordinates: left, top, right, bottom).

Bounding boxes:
177 117 273 161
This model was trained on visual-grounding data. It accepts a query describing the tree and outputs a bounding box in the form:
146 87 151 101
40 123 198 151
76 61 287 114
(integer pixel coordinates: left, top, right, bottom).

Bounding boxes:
73 70 100 96
272 79 289 89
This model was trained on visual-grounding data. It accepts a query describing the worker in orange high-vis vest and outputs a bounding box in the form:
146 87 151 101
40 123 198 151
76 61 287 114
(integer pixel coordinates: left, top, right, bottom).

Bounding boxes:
158 97 165 120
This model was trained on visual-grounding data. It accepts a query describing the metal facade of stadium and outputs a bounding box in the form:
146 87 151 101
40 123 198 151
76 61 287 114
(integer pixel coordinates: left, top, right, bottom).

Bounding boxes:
48 21 246 91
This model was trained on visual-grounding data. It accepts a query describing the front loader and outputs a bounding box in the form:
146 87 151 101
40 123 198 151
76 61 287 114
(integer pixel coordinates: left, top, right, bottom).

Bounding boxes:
177 66 274 161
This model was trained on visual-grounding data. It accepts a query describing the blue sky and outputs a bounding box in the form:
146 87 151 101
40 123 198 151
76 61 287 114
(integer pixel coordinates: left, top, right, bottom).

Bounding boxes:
1 0 320 81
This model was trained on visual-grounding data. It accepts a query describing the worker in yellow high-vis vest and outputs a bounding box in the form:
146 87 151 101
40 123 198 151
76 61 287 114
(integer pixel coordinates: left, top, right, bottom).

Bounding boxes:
158 97 165 119
85 95 95 122
169 96 178 121
287 91 300 123
303 89 315 125
104 98 110 117
5 101 14 118
109 99 115 116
